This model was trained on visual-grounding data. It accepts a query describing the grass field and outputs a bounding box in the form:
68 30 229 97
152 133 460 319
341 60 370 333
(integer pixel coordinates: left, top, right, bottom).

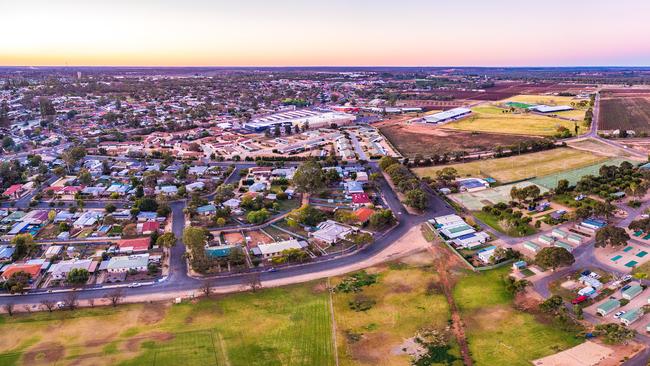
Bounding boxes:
332 253 461 366
453 267 583 365
0 283 335 366
472 211 536 237
414 147 607 183
445 105 577 136
531 158 632 189
501 94 586 107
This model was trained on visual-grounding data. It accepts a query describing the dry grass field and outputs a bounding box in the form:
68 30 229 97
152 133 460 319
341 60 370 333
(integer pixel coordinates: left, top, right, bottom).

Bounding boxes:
445 105 578 136
413 147 607 183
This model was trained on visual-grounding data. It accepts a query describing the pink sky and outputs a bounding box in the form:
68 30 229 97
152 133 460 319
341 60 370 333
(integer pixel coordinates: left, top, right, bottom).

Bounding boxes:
2 0 649 66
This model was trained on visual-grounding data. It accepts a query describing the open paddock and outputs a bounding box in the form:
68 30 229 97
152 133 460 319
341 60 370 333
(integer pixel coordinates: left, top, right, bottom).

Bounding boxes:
445 105 578 136
379 122 539 158
599 96 650 132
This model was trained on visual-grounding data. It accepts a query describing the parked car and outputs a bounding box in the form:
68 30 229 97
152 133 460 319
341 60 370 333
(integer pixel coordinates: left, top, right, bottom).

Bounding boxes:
571 295 588 305
614 311 626 319
128 282 142 288
621 275 633 282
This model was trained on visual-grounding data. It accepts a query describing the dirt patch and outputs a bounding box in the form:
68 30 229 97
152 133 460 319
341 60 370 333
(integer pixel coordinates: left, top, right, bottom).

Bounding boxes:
23 342 65 365
348 332 393 365
391 336 426 358
378 122 540 158
245 230 274 246
390 284 413 293
84 334 117 347
125 332 175 352
137 302 168 325
311 282 328 294
513 290 543 312
223 232 244 245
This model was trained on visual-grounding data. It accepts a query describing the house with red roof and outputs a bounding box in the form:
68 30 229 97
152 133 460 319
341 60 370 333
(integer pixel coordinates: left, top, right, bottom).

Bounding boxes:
2 184 24 199
353 207 376 224
117 237 151 253
351 193 371 207
1 263 42 281
139 221 160 235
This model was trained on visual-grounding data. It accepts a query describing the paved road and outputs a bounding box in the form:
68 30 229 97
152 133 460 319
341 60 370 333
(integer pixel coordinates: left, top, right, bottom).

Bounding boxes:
0 161 454 305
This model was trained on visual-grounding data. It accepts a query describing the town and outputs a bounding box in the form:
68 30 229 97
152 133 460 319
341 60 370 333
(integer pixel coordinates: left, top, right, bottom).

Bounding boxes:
3 65 650 365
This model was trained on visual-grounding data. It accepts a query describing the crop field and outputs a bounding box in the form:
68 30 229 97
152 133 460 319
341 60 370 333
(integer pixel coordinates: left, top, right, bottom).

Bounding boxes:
599 96 650 132
500 94 585 106
413 147 607 183
0 283 335 366
445 105 577 136
332 253 460 366
378 122 539 158
453 267 583 366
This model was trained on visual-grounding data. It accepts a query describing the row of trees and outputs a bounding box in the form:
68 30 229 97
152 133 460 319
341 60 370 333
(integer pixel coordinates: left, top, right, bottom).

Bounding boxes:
379 156 427 210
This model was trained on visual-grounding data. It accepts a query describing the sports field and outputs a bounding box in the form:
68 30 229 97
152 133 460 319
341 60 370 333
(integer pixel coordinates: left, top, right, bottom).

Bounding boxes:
0 283 335 366
531 158 633 189
445 106 577 136
414 147 607 183
449 182 549 211
501 94 586 106
453 267 583 366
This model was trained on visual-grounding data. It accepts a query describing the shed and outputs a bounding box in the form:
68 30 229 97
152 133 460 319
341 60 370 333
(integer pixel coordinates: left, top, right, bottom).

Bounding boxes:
622 284 643 300
597 299 620 316
554 241 573 252
621 308 643 326
523 241 540 253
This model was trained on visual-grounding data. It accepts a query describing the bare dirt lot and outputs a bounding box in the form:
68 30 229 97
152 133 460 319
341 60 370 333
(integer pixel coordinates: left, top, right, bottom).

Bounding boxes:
600 96 650 132
378 122 540 157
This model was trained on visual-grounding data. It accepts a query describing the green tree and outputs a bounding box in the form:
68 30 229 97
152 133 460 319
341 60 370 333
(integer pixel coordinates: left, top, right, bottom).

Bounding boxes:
595 226 630 248
405 189 427 210
593 323 636 344
292 160 325 194
368 209 395 229
11 234 35 260
535 247 575 271
67 268 90 284
156 232 177 248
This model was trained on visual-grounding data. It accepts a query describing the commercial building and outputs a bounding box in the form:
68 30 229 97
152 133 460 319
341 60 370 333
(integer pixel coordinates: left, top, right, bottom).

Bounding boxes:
244 110 355 132
423 107 472 124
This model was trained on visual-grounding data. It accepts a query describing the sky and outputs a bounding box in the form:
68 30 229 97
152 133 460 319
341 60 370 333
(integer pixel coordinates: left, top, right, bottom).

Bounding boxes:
2 0 650 67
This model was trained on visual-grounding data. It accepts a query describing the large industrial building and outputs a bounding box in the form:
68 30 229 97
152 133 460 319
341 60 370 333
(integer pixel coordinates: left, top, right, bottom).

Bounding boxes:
243 109 356 132
423 107 472 124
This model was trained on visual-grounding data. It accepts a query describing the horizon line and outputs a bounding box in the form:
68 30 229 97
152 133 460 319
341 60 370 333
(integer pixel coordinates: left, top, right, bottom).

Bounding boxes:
2 64 650 69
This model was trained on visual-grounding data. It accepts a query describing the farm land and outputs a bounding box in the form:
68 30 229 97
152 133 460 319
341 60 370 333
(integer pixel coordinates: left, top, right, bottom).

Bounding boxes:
378 122 538 158
413 147 607 184
599 90 650 133
445 105 577 136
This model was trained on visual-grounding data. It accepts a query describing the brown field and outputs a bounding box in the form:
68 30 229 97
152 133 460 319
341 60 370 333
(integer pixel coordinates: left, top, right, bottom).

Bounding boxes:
245 230 274 247
599 96 650 132
378 122 540 157
223 232 244 245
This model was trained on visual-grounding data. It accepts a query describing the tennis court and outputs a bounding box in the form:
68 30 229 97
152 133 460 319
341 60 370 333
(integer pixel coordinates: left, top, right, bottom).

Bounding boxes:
625 260 639 268
623 246 634 252
531 158 633 189
637 251 648 258
611 255 623 261
450 181 549 210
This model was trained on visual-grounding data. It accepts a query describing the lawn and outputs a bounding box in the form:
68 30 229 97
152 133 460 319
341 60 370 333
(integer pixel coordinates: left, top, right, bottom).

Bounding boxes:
0 283 335 366
453 267 583 366
531 157 631 189
413 147 607 183
332 254 462 366
472 210 536 237
445 105 577 136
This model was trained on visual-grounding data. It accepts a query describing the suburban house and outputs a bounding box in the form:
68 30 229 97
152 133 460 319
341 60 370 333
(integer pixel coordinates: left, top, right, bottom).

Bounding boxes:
117 237 151 253
251 239 308 259
48 259 96 281
104 254 150 272
477 246 497 264
1 263 42 281
311 220 357 244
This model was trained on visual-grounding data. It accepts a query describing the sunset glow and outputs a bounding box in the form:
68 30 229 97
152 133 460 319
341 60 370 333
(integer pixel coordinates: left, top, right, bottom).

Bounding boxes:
2 0 650 67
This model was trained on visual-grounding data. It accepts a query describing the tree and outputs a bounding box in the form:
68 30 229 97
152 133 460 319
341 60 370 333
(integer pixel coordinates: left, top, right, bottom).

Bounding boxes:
555 179 570 194
435 167 458 184
247 208 270 224
535 247 575 271
368 209 395 229
11 234 35 260
61 146 86 173
40 299 56 312
288 205 325 226
156 232 177 248
3 303 15 316
539 295 564 314
200 279 213 298
63 291 79 310
378 156 399 170
48 209 57 222
246 272 262 293
4 271 31 294
292 160 325 194
213 184 235 203
504 276 530 294
67 268 90 285
105 203 116 213
595 226 630 248
593 323 636 344
405 189 427 210
104 289 124 307
39 97 56 117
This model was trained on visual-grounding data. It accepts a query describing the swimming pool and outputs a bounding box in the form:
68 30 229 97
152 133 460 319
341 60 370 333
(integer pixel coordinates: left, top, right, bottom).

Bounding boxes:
637 251 648 258
623 246 634 252
625 260 639 267
611 255 623 261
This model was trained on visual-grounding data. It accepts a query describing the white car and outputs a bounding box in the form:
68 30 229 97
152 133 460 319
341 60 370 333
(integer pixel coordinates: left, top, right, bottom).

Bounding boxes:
128 282 142 288
614 311 626 319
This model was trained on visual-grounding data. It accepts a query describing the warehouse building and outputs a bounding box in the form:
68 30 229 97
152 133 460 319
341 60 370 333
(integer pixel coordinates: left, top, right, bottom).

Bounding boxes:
244 110 355 132
423 107 472 124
